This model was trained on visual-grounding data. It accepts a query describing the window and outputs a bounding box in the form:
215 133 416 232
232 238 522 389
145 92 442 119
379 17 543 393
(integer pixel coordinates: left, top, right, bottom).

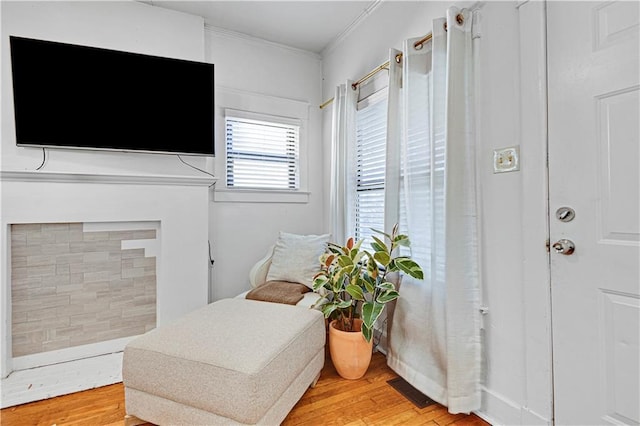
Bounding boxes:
353 90 388 246
225 111 300 190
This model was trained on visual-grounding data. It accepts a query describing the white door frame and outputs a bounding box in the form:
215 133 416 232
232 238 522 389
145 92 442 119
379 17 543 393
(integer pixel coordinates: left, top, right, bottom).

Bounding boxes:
516 1 554 424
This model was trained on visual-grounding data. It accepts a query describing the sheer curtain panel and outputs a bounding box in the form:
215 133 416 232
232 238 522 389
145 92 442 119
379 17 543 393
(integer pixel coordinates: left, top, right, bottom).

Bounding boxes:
329 82 357 243
387 7 481 414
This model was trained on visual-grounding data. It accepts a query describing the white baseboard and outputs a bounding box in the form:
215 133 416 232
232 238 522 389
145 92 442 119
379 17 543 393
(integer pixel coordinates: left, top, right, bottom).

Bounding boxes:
480 386 523 425
474 408 499 425
1 351 123 408
477 386 551 425
521 406 551 425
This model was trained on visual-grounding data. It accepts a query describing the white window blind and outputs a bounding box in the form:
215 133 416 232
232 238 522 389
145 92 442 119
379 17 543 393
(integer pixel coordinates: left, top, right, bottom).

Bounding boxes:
354 92 388 246
225 113 300 190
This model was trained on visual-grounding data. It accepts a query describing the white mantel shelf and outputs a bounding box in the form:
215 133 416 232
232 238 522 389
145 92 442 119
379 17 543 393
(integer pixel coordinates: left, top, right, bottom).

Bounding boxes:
0 170 216 186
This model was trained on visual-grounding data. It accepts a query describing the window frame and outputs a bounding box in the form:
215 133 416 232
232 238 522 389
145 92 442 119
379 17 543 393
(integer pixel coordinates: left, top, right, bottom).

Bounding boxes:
213 88 310 204
224 109 301 191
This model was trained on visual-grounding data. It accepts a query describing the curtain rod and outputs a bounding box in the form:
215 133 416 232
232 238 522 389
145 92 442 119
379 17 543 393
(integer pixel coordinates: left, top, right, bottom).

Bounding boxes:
319 32 433 109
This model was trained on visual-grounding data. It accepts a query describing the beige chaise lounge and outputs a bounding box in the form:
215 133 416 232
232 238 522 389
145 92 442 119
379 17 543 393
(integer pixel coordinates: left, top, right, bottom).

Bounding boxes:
123 232 329 425
123 298 325 425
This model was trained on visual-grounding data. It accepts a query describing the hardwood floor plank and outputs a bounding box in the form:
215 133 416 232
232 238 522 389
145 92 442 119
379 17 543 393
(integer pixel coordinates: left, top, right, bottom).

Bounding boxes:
1 352 490 426
0 383 132 426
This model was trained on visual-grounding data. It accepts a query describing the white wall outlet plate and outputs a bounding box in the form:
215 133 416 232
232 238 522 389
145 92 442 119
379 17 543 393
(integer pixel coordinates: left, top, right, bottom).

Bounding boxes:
493 146 520 173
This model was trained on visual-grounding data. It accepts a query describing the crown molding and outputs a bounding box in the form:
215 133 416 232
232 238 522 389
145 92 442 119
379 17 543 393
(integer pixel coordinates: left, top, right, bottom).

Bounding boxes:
204 25 321 61
321 0 383 57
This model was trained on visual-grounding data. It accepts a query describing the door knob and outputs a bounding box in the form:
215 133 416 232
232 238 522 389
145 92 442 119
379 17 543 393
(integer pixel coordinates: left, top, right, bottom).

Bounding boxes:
552 239 575 255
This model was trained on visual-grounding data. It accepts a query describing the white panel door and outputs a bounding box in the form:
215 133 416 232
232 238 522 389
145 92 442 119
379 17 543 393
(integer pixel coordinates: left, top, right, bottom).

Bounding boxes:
547 1 640 425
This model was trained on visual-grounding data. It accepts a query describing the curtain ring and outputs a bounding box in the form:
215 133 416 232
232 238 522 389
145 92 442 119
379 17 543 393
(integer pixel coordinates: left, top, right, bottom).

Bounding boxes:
444 13 464 32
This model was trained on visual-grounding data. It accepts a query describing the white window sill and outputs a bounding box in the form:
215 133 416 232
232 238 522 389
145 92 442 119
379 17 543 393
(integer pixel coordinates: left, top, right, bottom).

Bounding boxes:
213 188 310 204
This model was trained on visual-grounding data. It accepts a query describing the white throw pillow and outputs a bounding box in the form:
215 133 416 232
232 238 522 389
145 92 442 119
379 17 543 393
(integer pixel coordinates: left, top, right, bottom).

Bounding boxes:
266 232 330 289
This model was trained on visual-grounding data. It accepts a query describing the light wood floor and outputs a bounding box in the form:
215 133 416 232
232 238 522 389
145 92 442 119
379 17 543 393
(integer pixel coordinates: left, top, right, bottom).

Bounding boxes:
0 352 489 426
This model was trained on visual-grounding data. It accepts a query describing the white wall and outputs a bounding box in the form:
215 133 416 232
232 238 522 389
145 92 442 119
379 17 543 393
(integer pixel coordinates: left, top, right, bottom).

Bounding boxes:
0 0 214 406
321 1 552 424
1 0 326 334
205 28 325 300
0 1 211 177
0 0 213 321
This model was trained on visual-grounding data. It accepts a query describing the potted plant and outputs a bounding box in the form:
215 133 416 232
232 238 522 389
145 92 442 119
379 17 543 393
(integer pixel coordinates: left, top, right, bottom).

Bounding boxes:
312 224 423 379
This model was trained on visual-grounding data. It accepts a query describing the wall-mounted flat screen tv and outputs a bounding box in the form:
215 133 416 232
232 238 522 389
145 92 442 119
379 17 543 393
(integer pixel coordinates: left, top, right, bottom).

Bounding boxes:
9 36 215 156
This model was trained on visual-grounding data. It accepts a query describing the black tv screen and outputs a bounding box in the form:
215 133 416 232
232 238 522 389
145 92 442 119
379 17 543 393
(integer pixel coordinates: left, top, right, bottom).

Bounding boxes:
9 36 214 156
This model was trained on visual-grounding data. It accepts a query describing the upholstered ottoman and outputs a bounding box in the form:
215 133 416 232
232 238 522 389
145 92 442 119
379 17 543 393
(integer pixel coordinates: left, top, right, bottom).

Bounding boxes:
122 298 325 425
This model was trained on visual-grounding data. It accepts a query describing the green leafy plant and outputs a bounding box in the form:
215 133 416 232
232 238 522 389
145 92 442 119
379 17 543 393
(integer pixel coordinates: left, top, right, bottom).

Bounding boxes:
312 224 424 342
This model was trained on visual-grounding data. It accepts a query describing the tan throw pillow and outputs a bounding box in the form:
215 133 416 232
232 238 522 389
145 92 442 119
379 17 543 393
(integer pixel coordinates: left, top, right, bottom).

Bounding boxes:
266 232 329 289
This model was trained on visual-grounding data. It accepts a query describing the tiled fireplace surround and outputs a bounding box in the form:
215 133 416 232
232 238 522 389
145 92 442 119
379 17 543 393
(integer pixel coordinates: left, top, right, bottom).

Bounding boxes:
1 171 212 408
10 222 158 358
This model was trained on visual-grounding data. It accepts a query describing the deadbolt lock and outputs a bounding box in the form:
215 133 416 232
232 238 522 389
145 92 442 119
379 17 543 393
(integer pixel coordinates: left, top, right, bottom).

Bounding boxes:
556 207 575 222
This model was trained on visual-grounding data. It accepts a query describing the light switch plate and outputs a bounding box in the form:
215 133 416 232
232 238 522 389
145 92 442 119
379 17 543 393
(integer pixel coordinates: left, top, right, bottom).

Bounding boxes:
493 146 520 173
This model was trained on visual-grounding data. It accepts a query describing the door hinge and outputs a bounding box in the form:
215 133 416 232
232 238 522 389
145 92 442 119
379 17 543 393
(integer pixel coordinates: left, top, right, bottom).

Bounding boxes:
545 238 550 253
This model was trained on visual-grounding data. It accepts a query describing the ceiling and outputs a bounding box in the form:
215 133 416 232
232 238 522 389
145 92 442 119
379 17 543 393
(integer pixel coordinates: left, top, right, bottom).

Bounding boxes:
141 1 380 54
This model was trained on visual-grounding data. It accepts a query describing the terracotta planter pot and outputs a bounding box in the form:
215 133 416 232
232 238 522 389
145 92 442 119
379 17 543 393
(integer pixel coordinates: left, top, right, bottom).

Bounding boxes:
329 319 373 380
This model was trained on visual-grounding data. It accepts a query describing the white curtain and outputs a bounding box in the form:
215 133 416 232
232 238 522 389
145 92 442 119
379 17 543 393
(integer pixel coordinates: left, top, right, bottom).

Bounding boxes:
329 82 357 243
383 49 403 234
386 7 481 414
